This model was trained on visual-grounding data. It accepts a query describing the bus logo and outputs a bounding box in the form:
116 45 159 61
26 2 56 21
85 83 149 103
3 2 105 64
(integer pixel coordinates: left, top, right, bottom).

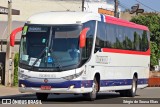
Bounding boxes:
44 78 48 83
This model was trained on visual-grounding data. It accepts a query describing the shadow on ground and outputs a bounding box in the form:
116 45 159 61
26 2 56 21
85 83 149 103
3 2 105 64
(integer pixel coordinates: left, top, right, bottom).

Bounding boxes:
0 93 140 104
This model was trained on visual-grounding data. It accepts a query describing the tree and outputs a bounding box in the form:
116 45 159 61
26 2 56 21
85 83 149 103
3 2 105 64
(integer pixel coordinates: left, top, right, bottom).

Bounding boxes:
130 13 160 68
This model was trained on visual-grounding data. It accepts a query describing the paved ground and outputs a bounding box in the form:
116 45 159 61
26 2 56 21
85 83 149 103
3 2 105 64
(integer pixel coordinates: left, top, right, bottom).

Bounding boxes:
0 85 32 98
0 86 160 105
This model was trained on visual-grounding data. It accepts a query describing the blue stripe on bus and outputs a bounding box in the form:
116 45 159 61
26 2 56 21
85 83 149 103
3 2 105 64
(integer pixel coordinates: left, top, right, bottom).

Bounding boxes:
100 79 148 87
19 79 148 88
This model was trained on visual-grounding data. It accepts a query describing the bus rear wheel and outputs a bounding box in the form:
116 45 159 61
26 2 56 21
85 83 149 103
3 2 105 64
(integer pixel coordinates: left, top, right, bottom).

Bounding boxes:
83 77 98 101
36 93 48 101
127 76 137 97
119 76 137 97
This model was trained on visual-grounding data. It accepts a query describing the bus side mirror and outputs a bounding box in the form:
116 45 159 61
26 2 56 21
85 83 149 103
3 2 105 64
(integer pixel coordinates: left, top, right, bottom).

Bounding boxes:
79 28 89 48
10 27 23 47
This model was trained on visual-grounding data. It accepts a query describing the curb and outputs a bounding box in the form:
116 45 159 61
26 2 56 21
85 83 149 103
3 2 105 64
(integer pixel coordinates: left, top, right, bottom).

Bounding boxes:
0 93 35 99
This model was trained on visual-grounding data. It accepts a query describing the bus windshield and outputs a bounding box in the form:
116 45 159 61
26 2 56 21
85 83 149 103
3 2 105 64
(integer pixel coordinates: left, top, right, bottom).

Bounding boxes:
19 24 82 70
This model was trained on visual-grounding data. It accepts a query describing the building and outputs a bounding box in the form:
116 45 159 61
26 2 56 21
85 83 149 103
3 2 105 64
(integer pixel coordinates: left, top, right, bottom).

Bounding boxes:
84 0 121 16
0 0 82 21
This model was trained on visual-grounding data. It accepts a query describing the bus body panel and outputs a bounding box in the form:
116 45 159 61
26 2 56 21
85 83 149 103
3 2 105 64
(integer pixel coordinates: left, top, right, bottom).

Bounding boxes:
85 51 149 91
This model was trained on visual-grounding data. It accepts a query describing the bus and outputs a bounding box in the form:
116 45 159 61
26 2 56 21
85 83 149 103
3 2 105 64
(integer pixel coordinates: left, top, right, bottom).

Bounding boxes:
10 12 150 101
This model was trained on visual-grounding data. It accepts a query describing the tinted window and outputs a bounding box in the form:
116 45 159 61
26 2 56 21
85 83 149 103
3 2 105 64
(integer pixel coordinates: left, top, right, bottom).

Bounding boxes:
141 31 149 51
82 21 96 59
106 24 116 48
96 22 106 48
133 31 141 51
114 26 125 49
95 21 149 52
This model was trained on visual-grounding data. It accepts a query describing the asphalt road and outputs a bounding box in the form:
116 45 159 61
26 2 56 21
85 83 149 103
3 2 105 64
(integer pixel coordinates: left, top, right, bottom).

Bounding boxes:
0 87 160 104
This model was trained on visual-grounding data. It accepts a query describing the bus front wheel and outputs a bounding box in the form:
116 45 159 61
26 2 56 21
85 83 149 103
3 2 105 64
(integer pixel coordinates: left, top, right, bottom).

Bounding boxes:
83 77 98 101
36 93 48 101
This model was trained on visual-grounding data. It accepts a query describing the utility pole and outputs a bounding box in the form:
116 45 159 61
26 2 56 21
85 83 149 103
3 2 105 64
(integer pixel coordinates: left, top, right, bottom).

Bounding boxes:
5 0 13 86
82 0 85 12
114 0 119 18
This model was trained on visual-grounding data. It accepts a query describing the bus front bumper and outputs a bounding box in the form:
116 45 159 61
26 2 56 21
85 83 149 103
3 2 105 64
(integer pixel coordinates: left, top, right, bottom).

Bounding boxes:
19 87 92 94
19 79 93 94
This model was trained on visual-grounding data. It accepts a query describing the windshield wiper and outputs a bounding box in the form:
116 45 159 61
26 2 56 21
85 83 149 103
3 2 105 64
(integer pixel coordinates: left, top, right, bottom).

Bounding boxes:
31 27 52 67
31 27 63 71
31 47 46 67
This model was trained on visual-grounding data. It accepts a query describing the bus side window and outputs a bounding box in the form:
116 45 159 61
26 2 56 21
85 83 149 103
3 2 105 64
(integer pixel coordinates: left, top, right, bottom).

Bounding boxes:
81 21 95 60
95 22 106 53
133 30 141 51
106 24 116 48
141 30 149 51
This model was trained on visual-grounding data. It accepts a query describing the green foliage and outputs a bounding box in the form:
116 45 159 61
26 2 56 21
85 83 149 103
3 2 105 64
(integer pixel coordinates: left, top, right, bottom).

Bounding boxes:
131 13 160 67
14 53 19 86
150 42 159 65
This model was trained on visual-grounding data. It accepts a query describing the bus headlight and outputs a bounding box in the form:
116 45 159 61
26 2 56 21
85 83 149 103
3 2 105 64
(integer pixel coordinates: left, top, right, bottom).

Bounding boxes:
62 70 84 80
19 72 30 80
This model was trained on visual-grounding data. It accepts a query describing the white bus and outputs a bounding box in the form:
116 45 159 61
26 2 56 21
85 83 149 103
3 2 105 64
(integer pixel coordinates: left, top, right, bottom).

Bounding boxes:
10 12 150 101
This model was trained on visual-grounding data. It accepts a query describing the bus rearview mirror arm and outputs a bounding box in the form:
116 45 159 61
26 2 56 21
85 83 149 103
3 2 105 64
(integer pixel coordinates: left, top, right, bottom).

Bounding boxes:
10 27 23 47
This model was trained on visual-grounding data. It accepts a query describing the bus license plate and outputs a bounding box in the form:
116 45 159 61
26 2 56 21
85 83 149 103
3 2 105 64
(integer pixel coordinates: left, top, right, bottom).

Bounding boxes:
41 86 51 90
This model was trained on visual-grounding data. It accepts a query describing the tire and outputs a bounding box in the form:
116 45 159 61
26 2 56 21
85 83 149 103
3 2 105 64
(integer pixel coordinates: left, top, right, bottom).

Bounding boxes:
36 93 49 101
119 76 137 97
127 76 137 97
83 77 98 101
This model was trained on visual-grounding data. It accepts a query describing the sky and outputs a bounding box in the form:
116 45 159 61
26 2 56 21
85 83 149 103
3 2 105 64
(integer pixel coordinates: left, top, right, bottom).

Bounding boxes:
118 0 160 12
85 0 160 12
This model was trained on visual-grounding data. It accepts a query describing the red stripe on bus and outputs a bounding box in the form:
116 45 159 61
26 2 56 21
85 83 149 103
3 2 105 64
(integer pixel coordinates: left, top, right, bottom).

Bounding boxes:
102 48 150 56
105 16 149 31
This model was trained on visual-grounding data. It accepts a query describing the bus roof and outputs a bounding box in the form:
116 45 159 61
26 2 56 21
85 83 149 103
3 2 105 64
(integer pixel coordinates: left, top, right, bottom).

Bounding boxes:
105 16 149 31
27 11 149 31
27 12 99 25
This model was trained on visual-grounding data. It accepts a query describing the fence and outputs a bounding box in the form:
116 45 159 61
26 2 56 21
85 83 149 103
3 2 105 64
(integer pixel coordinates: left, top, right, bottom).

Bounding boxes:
148 71 160 87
